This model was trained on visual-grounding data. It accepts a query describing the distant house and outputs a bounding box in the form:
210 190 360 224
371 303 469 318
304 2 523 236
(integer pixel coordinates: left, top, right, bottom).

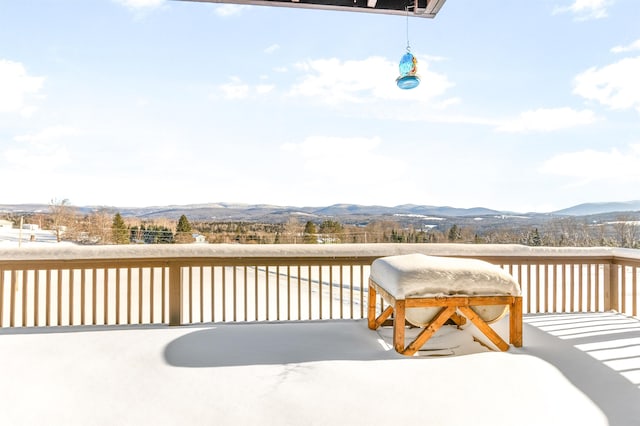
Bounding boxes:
22 224 40 231
0 219 13 229
192 233 207 244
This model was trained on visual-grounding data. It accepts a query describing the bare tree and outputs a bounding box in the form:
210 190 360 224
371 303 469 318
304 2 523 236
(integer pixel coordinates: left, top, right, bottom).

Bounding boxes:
364 220 401 243
612 216 639 248
284 217 303 243
48 198 76 242
86 208 114 244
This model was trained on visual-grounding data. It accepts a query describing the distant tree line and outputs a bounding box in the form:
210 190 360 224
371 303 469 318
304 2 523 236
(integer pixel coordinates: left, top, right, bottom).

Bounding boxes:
447 216 640 248
7 201 640 248
193 217 640 248
13 202 197 245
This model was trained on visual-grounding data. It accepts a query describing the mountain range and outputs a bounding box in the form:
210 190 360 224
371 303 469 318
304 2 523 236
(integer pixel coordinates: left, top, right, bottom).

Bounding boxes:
551 200 640 216
2 200 640 223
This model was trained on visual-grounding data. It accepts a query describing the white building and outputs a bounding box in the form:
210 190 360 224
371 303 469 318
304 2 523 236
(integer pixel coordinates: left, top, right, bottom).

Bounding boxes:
0 219 13 229
192 233 207 244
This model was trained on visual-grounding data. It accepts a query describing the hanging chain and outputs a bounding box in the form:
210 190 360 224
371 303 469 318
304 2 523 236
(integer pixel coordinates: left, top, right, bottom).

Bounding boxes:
405 5 411 52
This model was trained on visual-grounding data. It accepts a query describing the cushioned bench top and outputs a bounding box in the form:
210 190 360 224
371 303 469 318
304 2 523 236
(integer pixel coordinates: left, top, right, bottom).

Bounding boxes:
370 253 521 300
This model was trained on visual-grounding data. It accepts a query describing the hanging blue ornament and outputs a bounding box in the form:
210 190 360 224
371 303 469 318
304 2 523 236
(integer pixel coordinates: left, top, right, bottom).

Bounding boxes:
396 51 420 89
396 7 419 90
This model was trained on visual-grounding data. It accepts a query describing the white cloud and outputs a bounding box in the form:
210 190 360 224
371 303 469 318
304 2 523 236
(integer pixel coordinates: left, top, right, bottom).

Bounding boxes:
611 39 640 54
277 135 438 206
14 126 80 143
214 4 251 17
4 126 79 171
281 135 400 184
113 0 165 9
540 144 640 182
4 145 71 171
264 44 280 54
553 0 613 20
289 56 453 105
217 77 274 99
434 97 461 109
421 114 500 126
0 59 45 115
282 135 381 159
495 107 597 133
256 84 275 94
219 77 250 100
574 57 640 112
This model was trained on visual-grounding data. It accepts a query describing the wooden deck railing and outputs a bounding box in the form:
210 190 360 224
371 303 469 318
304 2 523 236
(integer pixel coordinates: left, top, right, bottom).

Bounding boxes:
0 244 638 328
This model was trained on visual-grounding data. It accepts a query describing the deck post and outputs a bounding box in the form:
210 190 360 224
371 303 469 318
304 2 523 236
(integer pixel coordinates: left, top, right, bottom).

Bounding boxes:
168 263 183 326
604 262 619 312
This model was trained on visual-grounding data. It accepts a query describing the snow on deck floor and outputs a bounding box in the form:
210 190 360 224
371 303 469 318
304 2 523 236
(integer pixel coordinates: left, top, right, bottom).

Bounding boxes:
4 316 639 426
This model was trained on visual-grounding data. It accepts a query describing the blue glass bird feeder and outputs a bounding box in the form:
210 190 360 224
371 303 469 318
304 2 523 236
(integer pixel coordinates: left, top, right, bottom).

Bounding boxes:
396 50 420 90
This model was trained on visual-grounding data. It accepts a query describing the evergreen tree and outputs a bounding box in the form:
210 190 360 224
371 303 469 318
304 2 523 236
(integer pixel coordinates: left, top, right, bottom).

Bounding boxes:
319 219 344 243
176 215 192 233
319 219 343 234
175 214 194 243
448 224 460 242
142 225 168 244
112 213 129 244
530 228 542 246
303 221 317 244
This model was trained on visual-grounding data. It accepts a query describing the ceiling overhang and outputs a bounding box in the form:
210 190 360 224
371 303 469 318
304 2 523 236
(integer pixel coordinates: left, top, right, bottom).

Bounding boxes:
176 0 447 18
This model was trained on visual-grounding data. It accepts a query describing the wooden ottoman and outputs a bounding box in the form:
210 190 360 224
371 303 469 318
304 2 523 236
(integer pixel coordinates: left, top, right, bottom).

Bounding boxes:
367 253 523 356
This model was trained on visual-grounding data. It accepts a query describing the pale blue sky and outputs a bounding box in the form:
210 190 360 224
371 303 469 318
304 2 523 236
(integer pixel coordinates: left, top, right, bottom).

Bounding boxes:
1 0 639 212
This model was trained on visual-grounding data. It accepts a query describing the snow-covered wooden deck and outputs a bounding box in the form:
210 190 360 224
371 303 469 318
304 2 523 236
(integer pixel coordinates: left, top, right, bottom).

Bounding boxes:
1 312 638 426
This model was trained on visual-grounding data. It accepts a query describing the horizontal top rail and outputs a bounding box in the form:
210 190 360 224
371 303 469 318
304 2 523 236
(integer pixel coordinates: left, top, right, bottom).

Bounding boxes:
0 244 629 265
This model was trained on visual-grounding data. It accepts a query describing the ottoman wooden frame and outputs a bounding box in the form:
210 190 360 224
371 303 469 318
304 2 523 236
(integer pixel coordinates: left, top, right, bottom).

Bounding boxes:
367 278 523 356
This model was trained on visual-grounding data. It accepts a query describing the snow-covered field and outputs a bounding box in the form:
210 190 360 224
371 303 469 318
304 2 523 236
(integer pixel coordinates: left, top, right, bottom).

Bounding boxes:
0 227 74 247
